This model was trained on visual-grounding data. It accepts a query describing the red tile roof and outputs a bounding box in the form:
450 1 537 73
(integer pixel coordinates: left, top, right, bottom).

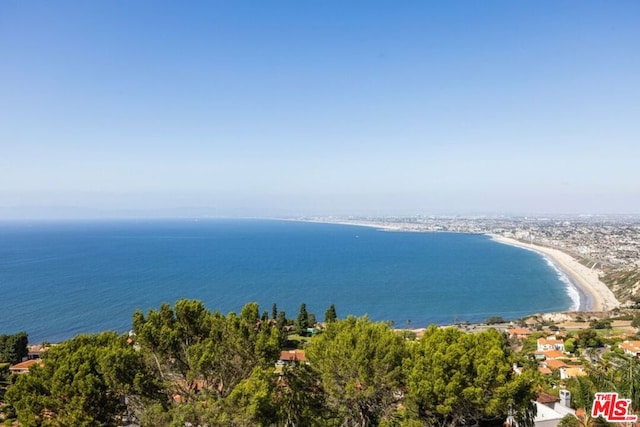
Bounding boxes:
562 367 586 378
507 328 532 336
545 359 569 370
538 337 564 346
538 367 553 375
9 359 41 372
620 340 640 355
279 350 306 362
537 392 559 404
541 350 566 359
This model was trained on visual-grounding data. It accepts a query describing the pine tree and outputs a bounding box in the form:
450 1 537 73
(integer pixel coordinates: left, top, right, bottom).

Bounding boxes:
277 311 287 330
324 304 337 323
296 303 309 335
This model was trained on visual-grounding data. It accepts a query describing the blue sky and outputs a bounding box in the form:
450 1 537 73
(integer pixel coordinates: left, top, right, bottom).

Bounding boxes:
1 1 639 217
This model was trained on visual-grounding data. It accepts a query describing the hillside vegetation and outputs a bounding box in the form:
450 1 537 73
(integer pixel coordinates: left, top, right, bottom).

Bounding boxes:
602 268 640 304
1 299 538 427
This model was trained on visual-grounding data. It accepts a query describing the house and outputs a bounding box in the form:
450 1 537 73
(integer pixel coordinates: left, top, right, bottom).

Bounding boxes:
560 366 586 380
538 350 565 360
544 359 569 370
24 344 49 361
537 392 560 406
537 337 565 352
538 366 553 376
533 400 573 427
9 359 41 374
533 390 575 427
507 328 533 340
619 340 640 357
279 350 307 363
509 390 575 427
534 352 547 361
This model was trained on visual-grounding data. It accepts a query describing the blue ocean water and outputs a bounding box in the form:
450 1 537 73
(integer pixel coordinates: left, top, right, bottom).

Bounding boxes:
0 219 576 343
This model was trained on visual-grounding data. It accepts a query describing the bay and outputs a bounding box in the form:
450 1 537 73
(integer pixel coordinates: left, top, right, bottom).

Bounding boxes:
0 219 575 343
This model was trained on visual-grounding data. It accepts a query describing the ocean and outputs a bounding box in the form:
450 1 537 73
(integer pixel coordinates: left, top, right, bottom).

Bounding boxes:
0 219 577 343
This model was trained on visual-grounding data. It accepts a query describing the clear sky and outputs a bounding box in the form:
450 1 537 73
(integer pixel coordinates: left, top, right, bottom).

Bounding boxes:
1 1 639 218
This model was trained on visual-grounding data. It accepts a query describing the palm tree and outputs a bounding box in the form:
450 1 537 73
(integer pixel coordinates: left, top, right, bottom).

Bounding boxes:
565 375 599 427
591 353 640 413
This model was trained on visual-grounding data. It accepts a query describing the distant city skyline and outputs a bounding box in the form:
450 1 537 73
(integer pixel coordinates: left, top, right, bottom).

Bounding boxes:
2 1 639 218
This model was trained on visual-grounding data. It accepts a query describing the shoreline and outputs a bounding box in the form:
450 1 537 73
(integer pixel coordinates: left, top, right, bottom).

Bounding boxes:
488 235 620 312
295 218 621 315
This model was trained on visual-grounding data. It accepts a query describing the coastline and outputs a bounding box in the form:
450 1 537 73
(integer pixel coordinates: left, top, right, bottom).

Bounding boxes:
295 218 621 315
292 218 404 232
489 235 620 312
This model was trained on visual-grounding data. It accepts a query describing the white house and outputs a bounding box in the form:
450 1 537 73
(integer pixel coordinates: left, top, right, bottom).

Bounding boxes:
537 337 565 352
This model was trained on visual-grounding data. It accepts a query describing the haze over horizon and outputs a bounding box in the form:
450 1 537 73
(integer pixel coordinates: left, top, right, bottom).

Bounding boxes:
2 2 639 219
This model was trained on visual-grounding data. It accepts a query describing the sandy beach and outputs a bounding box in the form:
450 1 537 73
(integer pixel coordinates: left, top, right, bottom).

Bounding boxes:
490 235 620 312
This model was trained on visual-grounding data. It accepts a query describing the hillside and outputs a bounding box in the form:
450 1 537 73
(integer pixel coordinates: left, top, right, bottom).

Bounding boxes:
602 268 640 305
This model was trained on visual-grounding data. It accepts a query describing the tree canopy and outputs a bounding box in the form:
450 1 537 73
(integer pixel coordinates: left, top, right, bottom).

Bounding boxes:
5 332 160 426
0 332 28 365
3 300 546 426
404 326 537 427
324 303 337 323
306 315 407 426
132 299 281 400
296 303 309 335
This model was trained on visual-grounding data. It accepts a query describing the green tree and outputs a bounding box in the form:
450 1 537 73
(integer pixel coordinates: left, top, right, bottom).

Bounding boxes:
5 332 160 426
0 332 28 365
577 329 603 349
589 319 612 330
306 316 407 427
560 376 616 426
558 414 580 427
277 310 287 330
566 375 597 411
404 326 537 427
133 299 280 400
273 363 328 427
140 364 327 427
132 299 211 392
590 352 640 412
564 338 577 354
324 304 337 323
296 303 309 335
308 312 317 327
219 367 279 426
485 316 505 325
